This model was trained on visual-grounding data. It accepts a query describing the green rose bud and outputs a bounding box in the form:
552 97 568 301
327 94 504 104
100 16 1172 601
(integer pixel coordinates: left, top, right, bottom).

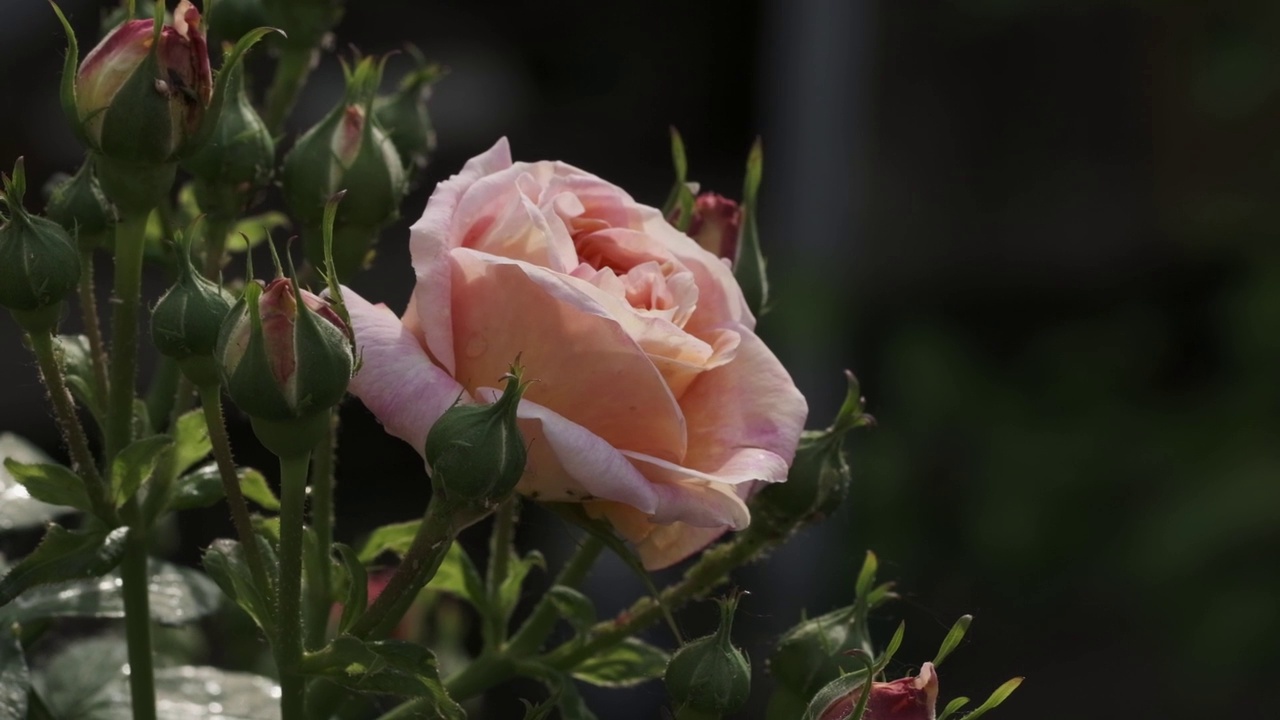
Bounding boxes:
372 56 442 172
44 160 114 252
183 63 275 217
282 56 407 280
216 276 353 429
752 371 874 531
0 159 81 333
664 593 752 717
425 365 529 508
150 231 235 386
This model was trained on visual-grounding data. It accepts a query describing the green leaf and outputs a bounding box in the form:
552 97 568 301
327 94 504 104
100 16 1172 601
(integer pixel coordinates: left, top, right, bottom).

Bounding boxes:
570 637 669 688
56 335 103 421
496 550 545 626
661 126 696 222
171 410 212 476
0 560 221 627
34 635 283 720
357 519 421 563
226 211 291 252
202 538 275 636
2 460 92 512
801 668 872 720
171 463 279 513
0 627 27 720
0 434 72 532
110 435 173 507
733 137 769 316
301 636 465 717
937 697 970 720
334 544 367 635
961 677 1023 720
49 1 91 150
875 622 906 674
0 525 129 606
521 665 599 720
854 550 877 599
933 614 972 667
547 585 596 633
428 541 486 608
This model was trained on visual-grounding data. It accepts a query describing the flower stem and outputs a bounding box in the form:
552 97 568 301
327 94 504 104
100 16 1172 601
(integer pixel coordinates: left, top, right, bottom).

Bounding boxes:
263 46 315 133
484 498 517 649
76 248 110 405
104 211 149 462
347 497 460 639
198 384 273 601
304 412 337 650
118 523 156 720
202 213 232 280
277 450 312 720
25 329 114 523
505 535 603 656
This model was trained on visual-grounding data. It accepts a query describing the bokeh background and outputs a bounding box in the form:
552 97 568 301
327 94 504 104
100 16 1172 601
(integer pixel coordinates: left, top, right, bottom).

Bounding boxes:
2 0 1278 718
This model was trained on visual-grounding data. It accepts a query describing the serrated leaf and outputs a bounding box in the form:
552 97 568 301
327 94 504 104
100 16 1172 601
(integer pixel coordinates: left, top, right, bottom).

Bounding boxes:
0 525 129 606
0 560 221 627
933 615 972 667
0 627 27 720
570 638 669 688
172 464 279 513
497 550 544 625
0 434 72 532
961 677 1023 720
203 538 275 635
334 544 367 635
111 435 173 507
171 410 212 476
301 636 464 718
2 460 92 512
357 520 421 563
547 585 595 633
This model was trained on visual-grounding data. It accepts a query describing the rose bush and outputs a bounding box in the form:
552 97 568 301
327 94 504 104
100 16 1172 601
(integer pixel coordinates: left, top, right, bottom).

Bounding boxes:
345 138 807 569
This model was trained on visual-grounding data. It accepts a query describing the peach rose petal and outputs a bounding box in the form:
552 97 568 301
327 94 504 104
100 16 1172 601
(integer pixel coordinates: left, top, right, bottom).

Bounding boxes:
344 289 471 455
448 249 688 463
586 500 733 571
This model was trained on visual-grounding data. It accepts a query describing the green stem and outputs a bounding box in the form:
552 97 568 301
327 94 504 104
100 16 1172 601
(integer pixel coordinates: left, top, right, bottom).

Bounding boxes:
77 248 110 405
264 46 315 133
143 356 180 435
484 498 517 649
505 535 603 656
304 412 336 650
277 451 312 720
198 384 273 601
105 212 150 463
26 329 115 523
202 213 232 280
118 523 156 720
347 497 459 639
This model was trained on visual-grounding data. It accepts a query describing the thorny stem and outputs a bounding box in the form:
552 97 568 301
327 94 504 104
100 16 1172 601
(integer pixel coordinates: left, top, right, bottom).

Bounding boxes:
76 248 110 404
305 412 337 650
277 451 312 720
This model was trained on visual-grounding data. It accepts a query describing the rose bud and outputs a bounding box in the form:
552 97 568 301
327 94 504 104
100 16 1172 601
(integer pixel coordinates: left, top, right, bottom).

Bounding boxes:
75 1 211 165
372 54 443 172
44 161 114 252
182 63 274 218
425 365 529 509
664 593 752 717
818 663 939 720
0 158 81 333
687 193 742 262
752 371 874 533
282 56 407 281
150 231 235 387
215 275 353 454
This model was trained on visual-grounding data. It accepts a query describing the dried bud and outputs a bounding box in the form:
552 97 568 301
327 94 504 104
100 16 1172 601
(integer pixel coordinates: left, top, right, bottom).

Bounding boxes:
282 56 407 280
818 664 939 720
664 593 752 716
183 64 274 216
0 159 81 332
150 232 235 386
44 161 114 252
687 193 741 261
372 58 442 171
425 366 529 507
216 276 353 425
76 1 212 164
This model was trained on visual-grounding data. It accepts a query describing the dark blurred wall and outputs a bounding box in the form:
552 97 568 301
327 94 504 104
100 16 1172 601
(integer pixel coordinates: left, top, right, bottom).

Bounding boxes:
2 1 1276 718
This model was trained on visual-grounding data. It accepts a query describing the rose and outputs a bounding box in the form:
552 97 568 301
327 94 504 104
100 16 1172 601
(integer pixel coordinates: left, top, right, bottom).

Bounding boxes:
818 663 939 720
345 138 807 569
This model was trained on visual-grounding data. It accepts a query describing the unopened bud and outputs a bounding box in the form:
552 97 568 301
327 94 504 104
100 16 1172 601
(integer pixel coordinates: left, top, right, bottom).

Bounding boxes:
425 365 529 507
818 663 939 720
0 159 81 333
208 0 268 48
151 231 235 386
664 593 752 716
44 161 114 252
183 63 274 216
372 57 442 171
687 193 741 262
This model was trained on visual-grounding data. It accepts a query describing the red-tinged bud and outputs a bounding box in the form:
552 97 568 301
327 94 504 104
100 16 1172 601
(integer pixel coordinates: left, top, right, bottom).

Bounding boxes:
688 193 742 262
216 277 353 441
819 664 939 720
76 1 212 164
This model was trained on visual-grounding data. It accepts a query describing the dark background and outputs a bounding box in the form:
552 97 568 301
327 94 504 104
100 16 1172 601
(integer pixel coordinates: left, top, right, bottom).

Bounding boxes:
2 0 1278 718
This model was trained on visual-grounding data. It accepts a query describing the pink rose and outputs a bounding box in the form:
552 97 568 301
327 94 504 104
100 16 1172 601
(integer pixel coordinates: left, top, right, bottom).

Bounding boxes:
344 138 807 569
819 664 940 720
